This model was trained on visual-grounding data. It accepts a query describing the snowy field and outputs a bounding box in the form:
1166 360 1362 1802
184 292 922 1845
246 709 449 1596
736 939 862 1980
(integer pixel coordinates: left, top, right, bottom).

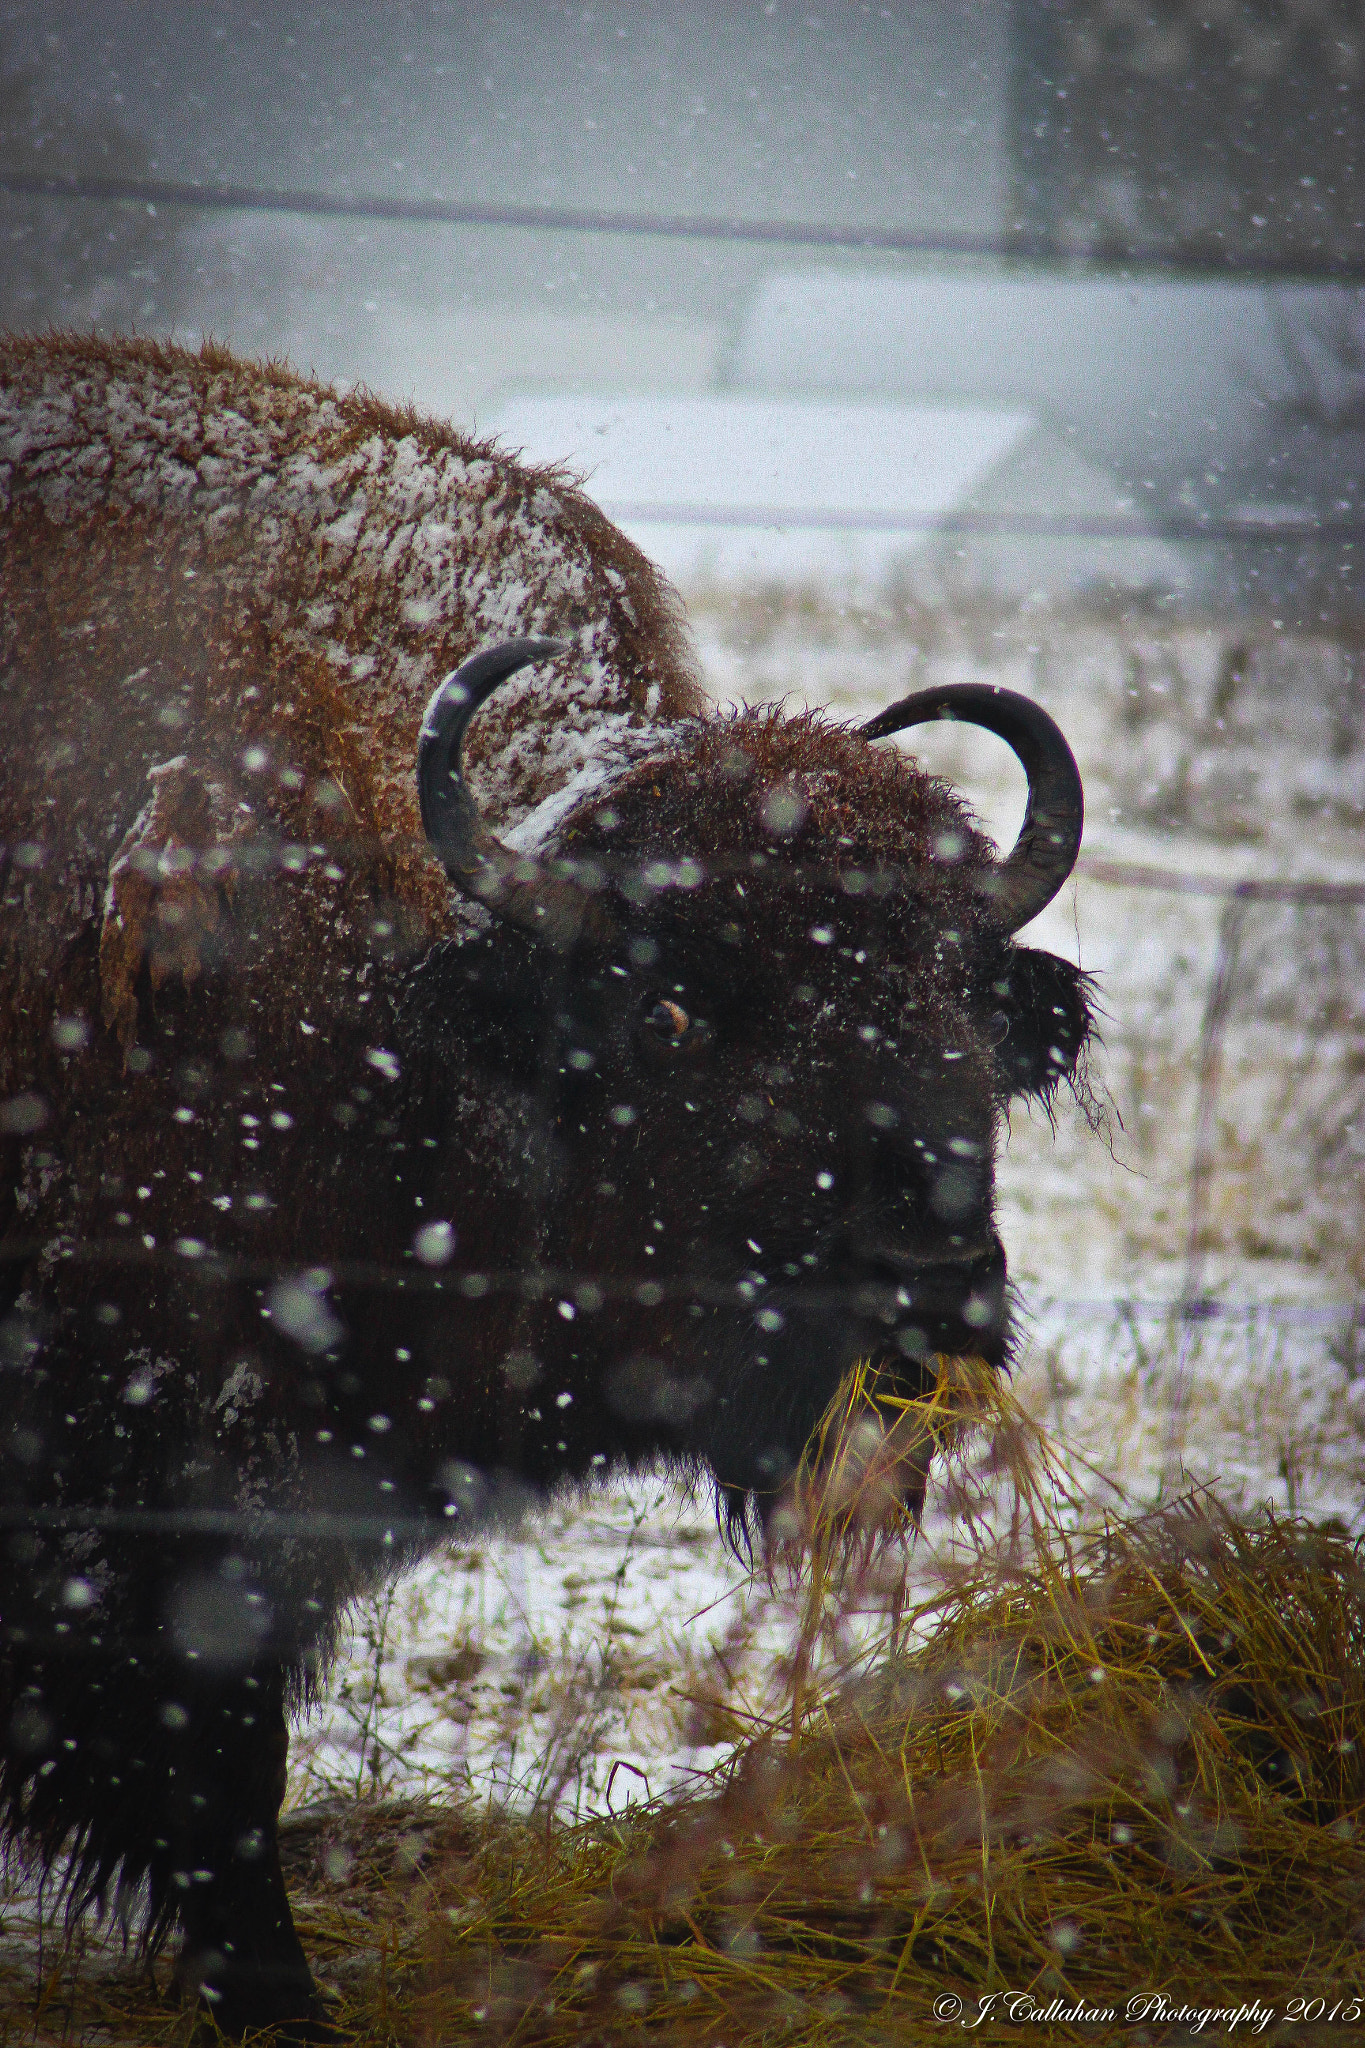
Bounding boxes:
291 589 1365 1823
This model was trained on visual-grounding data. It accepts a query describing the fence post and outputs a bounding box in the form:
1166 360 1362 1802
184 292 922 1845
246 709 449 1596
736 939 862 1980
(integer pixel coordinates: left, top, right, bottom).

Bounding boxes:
1164 881 1253 1481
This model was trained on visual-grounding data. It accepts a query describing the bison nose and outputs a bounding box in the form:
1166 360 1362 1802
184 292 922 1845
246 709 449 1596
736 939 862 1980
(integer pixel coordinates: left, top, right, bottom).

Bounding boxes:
853 1237 1008 1362
859 1235 1003 1291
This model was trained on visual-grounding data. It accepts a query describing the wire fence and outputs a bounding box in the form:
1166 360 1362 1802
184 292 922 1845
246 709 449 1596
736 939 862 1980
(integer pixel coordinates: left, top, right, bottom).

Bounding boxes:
585 505 1365 544
6 168 1365 286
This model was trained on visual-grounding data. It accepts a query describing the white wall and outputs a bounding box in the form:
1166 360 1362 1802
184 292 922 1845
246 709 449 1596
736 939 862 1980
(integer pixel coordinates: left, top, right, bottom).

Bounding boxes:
485 391 1034 588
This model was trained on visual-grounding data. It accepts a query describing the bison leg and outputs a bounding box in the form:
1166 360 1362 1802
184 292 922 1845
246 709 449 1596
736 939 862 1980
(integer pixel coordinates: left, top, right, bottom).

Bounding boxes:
169 1666 326 2040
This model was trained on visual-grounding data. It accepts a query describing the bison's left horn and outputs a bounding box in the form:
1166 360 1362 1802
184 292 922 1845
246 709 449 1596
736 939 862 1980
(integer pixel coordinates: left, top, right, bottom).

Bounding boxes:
861 684 1083 931
418 638 611 946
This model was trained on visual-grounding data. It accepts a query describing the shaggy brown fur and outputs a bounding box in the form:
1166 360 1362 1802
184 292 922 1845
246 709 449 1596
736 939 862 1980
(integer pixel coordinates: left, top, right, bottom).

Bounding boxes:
0 330 700 1063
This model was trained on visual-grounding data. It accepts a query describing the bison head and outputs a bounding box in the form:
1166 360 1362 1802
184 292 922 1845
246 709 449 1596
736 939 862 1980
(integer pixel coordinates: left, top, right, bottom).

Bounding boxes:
410 641 1091 1523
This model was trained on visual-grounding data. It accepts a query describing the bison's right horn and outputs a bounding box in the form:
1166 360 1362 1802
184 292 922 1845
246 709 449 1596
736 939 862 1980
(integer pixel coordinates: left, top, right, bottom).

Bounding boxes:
861 684 1083 932
418 638 612 946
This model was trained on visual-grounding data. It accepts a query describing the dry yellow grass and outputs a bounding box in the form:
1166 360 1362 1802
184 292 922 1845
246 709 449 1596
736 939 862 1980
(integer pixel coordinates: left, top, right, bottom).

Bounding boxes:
409 1370 1365 2046
6 1364 1364 2045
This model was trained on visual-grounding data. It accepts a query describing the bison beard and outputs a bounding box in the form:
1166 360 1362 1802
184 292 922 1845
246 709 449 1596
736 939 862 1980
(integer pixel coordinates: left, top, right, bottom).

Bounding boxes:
0 636 1090 2027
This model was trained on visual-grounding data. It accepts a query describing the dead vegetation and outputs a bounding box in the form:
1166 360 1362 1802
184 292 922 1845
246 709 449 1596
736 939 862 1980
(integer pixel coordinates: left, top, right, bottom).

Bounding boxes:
414 1509 1365 2046
6 1362 1365 2045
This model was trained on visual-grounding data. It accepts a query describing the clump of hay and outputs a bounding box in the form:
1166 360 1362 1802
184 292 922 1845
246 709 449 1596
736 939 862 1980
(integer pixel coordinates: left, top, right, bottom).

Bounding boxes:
13 1365 1364 2043
416 1365 1365 2044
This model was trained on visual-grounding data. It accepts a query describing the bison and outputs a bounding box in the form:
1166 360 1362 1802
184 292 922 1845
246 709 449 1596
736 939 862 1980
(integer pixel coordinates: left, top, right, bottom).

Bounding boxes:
0 334 1091 2036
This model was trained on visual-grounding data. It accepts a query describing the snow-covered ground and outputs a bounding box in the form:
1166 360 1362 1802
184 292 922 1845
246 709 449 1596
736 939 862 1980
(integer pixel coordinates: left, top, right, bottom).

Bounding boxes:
292 592 1365 1821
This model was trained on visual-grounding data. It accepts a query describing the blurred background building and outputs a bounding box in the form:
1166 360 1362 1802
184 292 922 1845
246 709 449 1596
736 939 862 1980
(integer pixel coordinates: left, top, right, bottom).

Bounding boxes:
4 1 1363 620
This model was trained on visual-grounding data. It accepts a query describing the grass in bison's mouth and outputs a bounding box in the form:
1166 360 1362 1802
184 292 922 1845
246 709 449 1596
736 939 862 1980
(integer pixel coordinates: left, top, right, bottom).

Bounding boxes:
9 1363 1365 2044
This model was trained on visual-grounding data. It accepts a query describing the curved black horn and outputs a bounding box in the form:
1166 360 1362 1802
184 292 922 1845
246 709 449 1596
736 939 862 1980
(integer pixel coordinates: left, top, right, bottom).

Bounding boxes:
861 684 1083 931
418 637 610 945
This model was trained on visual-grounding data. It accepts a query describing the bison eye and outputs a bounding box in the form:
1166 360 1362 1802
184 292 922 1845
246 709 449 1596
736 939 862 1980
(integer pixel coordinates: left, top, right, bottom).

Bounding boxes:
645 999 691 1042
639 997 713 1063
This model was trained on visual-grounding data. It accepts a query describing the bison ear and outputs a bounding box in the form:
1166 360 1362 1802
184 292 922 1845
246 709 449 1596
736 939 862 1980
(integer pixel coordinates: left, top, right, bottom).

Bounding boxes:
986 948 1094 1106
